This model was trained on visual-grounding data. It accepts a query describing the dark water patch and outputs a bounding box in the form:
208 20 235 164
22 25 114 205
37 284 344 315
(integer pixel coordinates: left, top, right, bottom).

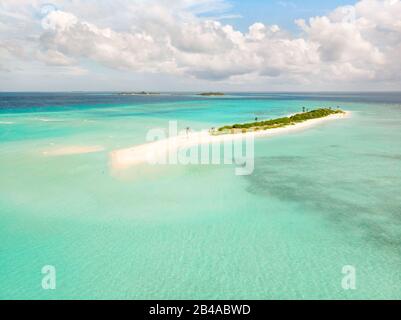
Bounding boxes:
245 155 401 253
361 153 401 161
0 92 204 114
225 92 401 104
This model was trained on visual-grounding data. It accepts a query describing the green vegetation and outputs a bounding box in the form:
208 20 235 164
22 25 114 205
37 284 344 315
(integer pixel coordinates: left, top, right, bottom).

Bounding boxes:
214 108 344 135
199 92 225 96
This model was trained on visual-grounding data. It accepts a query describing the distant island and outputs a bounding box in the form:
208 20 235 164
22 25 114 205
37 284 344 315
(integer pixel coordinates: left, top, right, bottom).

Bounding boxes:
118 91 160 96
198 92 225 96
213 108 345 135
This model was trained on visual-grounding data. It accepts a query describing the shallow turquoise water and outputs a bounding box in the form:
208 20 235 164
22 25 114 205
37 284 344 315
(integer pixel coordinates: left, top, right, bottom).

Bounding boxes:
1 93 401 299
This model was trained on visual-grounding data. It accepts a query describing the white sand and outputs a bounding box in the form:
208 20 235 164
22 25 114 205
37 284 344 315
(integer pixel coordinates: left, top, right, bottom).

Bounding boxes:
43 146 105 156
110 111 350 170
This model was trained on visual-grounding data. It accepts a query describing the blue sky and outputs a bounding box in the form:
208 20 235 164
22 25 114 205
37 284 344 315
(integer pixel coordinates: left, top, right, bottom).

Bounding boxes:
0 0 400 91
207 0 358 31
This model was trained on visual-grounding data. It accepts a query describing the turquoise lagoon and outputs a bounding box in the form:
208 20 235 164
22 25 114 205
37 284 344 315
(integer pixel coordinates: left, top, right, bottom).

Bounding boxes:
0 92 401 299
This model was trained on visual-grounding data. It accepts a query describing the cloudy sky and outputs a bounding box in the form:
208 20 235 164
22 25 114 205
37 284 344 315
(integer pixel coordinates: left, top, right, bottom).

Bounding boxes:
1 0 400 91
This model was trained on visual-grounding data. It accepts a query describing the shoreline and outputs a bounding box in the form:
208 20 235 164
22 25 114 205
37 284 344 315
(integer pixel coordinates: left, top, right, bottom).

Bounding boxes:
110 111 350 170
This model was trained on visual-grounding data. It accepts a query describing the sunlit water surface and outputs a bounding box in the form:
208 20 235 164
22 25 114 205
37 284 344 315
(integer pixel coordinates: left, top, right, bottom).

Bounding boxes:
1 92 401 299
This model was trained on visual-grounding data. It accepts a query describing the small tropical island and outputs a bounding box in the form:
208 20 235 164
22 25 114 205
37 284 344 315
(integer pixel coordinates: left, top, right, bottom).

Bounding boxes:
110 107 348 169
198 92 225 96
118 91 160 96
213 108 345 135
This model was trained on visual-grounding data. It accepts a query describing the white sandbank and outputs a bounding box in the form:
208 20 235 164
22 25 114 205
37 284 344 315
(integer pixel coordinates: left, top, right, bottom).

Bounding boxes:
110 111 350 170
43 145 105 156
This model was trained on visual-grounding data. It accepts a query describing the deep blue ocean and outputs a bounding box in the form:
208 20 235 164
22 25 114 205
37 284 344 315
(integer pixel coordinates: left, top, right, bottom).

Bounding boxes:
1 92 401 112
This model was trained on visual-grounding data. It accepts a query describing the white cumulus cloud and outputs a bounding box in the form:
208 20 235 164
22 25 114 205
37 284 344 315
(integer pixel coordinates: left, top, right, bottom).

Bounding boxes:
1 0 401 89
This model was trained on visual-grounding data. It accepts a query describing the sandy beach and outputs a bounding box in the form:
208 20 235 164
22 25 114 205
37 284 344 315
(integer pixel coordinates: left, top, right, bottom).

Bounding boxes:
110 111 350 170
43 145 105 156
